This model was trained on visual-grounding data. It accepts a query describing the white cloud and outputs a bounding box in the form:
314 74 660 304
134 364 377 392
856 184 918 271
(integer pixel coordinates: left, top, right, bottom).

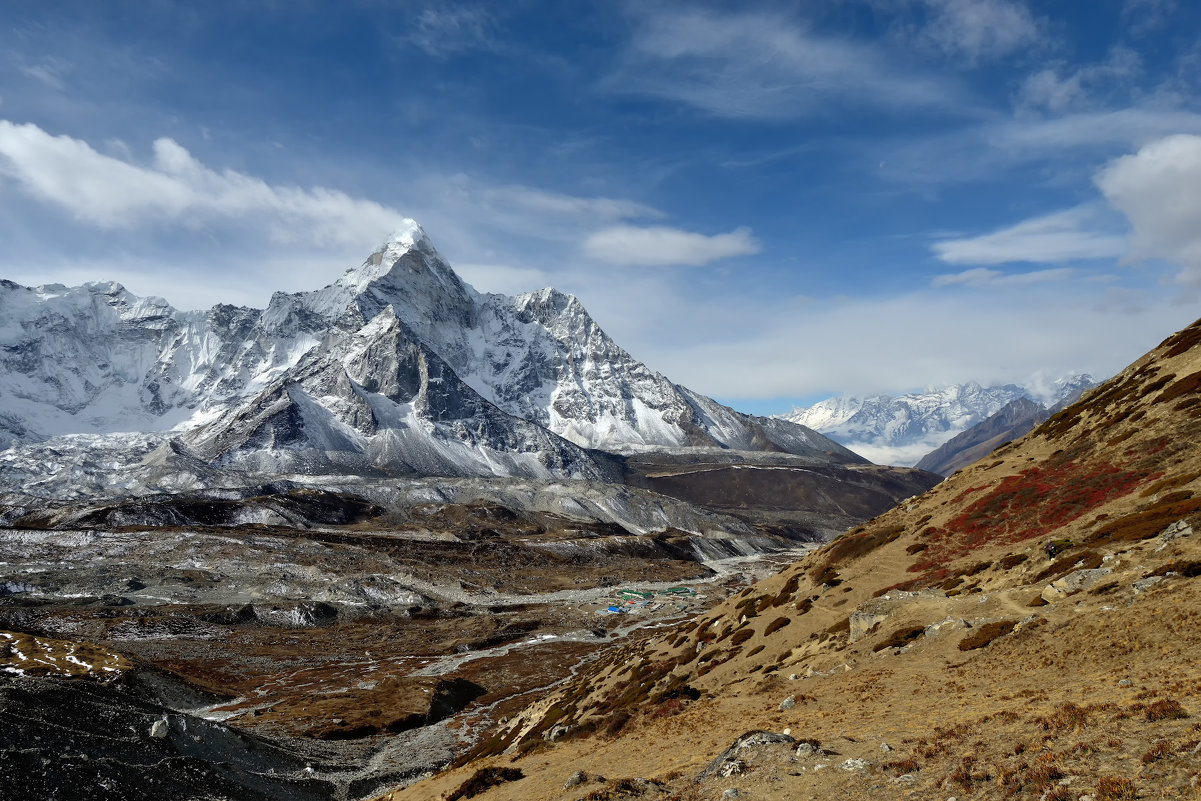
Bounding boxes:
932 207 1126 265
0 120 407 250
583 225 760 267
916 0 1042 61
452 262 554 296
1096 133 1201 284
0 120 408 247
607 7 953 119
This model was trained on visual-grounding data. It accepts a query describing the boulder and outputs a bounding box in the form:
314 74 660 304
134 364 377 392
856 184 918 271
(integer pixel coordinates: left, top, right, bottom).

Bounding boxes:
1042 567 1112 602
697 731 796 781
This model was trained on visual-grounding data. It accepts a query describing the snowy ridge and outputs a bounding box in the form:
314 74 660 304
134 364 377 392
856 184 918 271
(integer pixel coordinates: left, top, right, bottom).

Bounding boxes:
780 376 1095 466
0 221 856 482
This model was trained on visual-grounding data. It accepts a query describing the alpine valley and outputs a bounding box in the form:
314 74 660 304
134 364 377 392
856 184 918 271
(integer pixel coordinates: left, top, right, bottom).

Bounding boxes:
0 223 939 800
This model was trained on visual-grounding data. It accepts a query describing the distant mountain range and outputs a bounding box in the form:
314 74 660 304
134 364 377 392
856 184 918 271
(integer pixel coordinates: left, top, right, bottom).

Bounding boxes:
779 376 1095 466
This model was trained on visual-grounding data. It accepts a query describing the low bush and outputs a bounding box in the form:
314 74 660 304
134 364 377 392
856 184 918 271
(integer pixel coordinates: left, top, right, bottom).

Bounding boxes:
958 620 1017 651
447 767 525 800
872 625 925 653
1146 699 1189 721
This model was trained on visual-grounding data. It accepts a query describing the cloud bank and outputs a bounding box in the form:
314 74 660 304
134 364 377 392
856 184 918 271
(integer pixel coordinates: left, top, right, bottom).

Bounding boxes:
0 120 406 249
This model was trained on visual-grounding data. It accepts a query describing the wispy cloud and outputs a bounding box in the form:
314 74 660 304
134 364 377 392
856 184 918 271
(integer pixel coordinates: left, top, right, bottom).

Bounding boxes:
605 7 956 119
401 6 498 57
583 225 759 267
0 120 406 249
1096 133 1201 284
932 207 1126 265
17 56 74 91
1122 0 1180 36
1016 47 1142 113
882 107 1201 185
913 0 1043 62
931 266 1077 287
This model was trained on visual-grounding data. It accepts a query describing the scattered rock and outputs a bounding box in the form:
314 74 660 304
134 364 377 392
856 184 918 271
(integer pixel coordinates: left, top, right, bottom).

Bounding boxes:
849 610 889 643
722 789 741 799
880 742 893 752
1133 576 1166 594
779 695 797 711
564 770 589 789
841 758 870 771
1118 679 1133 687
788 673 799 681
149 718 169 738
1155 519 1193 552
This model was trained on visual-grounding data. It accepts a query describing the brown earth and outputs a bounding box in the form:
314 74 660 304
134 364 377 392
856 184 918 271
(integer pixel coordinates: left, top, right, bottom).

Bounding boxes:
381 319 1201 800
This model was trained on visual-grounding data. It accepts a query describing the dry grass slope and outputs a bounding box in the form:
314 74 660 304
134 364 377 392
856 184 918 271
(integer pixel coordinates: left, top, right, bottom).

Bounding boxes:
379 318 1201 801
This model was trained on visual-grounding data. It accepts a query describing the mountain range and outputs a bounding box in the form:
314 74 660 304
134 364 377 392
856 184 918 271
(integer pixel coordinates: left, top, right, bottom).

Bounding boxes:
0 222 855 484
780 376 1095 466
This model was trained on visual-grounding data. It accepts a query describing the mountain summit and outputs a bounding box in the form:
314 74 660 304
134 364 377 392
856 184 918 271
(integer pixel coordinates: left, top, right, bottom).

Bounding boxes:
0 223 856 480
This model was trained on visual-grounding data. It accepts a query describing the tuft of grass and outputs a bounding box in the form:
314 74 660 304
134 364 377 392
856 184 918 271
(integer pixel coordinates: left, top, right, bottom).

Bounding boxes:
763 616 791 637
1095 776 1139 801
881 757 920 775
1038 702 1092 731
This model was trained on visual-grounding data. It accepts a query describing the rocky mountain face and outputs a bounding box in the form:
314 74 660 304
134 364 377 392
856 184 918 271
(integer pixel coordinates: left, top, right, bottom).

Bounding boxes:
781 376 1095 466
914 396 1050 476
420 318 1201 801
0 222 856 483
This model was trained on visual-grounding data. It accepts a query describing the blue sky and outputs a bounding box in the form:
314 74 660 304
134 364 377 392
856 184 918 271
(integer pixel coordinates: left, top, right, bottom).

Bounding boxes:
1 1 1200 414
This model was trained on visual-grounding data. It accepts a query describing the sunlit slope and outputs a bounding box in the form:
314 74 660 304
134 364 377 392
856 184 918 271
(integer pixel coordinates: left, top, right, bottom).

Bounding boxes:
385 318 1201 801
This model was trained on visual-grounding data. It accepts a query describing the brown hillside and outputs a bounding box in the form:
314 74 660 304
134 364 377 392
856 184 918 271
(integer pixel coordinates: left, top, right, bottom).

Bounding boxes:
381 319 1201 801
